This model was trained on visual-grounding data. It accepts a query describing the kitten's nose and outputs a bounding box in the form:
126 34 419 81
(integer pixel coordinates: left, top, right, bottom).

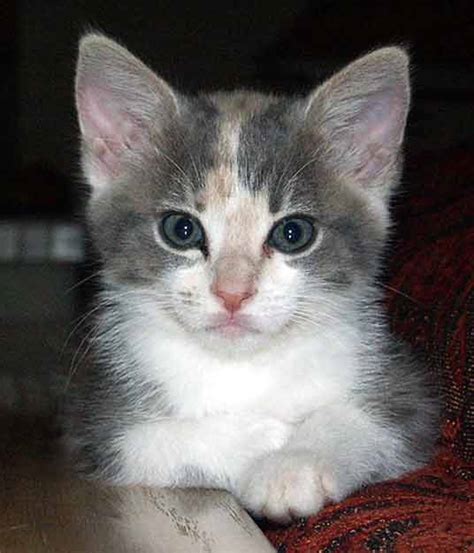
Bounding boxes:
213 288 254 314
212 254 257 313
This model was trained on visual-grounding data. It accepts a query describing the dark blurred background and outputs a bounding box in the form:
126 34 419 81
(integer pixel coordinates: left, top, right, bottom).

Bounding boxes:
1 0 473 410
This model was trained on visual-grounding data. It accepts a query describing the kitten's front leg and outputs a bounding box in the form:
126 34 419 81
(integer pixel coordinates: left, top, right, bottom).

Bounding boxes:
236 404 408 523
114 415 292 489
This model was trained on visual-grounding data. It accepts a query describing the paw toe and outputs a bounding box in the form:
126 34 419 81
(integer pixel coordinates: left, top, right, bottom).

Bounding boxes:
238 451 336 523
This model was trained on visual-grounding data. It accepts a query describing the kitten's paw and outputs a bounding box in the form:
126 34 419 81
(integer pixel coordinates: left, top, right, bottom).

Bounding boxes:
236 450 339 524
246 418 292 452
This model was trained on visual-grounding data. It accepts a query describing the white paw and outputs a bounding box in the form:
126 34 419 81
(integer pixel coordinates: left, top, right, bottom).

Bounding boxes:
238 418 294 464
245 418 292 453
236 450 339 524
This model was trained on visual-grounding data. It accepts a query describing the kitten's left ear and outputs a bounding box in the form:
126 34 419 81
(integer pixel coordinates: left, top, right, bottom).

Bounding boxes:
304 47 410 197
75 33 180 191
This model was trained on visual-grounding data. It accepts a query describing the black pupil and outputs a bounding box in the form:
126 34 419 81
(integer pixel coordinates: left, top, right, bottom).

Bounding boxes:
175 217 194 241
284 221 302 244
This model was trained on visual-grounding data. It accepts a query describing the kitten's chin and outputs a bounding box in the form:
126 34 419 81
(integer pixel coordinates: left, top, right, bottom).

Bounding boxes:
199 329 267 354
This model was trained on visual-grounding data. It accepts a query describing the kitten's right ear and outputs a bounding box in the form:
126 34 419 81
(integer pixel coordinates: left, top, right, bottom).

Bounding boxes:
75 33 179 191
303 48 410 199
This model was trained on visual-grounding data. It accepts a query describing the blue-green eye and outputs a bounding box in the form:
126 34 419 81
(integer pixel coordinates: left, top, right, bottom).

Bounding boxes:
160 212 205 250
267 216 316 254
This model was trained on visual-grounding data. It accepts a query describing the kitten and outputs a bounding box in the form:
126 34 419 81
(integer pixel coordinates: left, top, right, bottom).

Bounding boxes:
68 33 438 523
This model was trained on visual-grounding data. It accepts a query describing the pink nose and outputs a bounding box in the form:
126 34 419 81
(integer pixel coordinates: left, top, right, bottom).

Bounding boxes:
213 288 254 314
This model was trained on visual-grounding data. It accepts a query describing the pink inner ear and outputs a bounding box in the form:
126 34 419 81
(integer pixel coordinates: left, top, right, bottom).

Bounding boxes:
78 86 122 140
363 90 403 145
353 89 405 179
77 84 139 178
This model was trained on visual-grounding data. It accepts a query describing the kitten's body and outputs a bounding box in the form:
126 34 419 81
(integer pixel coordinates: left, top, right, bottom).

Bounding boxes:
68 36 438 522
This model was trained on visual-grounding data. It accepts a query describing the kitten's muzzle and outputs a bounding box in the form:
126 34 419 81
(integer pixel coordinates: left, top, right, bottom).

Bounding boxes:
211 254 258 314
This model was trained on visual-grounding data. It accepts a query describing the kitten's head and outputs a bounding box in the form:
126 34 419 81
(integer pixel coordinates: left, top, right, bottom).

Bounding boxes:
75 34 410 353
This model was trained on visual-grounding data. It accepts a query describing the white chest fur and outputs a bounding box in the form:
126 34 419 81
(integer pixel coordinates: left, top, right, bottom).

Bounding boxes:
122 315 360 423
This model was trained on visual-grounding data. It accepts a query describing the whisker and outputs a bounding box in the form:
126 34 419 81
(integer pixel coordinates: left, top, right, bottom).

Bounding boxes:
153 146 195 189
63 325 99 392
379 283 423 306
60 303 108 358
286 155 320 186
64 270 102 295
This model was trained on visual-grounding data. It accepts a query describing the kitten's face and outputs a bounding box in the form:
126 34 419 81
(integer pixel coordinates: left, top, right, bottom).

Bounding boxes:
76 36 409 352
162 182 304 347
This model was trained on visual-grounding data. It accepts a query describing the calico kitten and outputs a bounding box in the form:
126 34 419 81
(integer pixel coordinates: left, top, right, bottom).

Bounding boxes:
68 33 438 523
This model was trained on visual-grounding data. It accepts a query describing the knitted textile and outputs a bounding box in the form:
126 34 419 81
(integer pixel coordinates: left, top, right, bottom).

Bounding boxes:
262 149 474 552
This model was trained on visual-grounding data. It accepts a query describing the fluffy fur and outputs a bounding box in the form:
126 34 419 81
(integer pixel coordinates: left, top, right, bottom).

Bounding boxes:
67 34 438 523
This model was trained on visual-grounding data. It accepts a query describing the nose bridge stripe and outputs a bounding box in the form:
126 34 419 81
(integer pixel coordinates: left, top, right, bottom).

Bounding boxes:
213 254 257 293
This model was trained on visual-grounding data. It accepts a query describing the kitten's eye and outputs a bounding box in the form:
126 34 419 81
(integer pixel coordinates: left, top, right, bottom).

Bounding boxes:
267 217 315 254
160 212 205 251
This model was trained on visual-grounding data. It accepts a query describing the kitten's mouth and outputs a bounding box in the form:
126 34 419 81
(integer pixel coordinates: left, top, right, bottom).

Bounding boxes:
206 315 258 338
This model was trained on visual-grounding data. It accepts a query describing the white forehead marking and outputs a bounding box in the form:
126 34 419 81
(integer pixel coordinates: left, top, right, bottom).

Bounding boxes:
197 92 280 258
202 189 272 260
